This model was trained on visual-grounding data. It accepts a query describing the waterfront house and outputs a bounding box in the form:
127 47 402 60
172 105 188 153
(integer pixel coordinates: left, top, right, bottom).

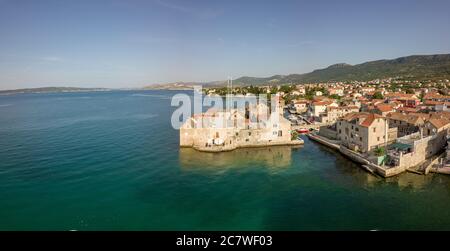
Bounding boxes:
387 112 424 137
336 112 394 153
386 119 449 171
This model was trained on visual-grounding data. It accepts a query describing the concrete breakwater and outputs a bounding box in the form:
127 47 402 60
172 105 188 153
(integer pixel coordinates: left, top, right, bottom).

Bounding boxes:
307 133 405 177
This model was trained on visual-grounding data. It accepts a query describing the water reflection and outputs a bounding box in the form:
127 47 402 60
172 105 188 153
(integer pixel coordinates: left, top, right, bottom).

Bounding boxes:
385 173 440 190
311 140 439 191
179 145 302 172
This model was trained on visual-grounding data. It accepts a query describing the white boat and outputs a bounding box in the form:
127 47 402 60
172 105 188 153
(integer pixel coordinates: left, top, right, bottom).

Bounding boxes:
213 138 224 145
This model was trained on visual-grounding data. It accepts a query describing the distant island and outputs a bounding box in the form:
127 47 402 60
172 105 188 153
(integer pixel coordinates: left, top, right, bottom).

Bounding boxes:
144 53 450 89
0 87 113 95
2 53 450 93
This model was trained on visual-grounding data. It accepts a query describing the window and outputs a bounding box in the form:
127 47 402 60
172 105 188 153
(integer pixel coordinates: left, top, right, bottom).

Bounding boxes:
278 130 283 137
377 137 380 141
248 132 251 136
356 128 359 132
339 129 342 133
360 137 362 141
373 128 376 132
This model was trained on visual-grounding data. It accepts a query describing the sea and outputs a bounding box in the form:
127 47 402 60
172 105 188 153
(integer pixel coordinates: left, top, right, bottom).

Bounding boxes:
1 90 450 230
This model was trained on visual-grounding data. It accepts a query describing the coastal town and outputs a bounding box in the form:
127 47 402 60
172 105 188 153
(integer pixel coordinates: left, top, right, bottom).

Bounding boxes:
181 78 450 178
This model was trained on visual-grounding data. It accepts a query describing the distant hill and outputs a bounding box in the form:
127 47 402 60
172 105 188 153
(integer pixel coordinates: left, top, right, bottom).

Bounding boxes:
142 81 224 90
232 54 450 86
142 82 201 90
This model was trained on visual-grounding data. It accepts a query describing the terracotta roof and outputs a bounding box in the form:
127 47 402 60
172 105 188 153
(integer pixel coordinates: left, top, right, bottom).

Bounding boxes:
428 118 450 129
423 92 450 100
312 101 334 106
371 99 385 105
384 93 417 99
429 111 450 120
340 112 384 127
387 112 423 125
388 100 403 107
375 104 394 112
361 113 383 127
424 100 450 106
408 112 432 120
397 107 420 113
327 106 359 111
397 96 420 101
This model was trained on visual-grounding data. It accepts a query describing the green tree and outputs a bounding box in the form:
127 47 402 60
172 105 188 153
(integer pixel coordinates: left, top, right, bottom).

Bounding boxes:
270 86 278 94
372 92 384 99
374 147 386 157
329 94 341 100
291 130 299 140
279 85 294 93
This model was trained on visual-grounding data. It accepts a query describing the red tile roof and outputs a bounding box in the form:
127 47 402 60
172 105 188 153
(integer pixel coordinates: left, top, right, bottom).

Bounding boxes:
340 112 384 127
423 92 450 100
428 118 450 129
387 112 424 125
375 104 394 112
384 93 417 99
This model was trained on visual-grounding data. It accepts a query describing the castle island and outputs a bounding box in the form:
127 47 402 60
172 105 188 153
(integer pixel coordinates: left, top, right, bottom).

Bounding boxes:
180 96 304 152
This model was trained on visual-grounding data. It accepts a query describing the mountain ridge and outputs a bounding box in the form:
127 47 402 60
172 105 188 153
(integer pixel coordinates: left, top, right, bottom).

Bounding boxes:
230 53 450 86
143 53 450 89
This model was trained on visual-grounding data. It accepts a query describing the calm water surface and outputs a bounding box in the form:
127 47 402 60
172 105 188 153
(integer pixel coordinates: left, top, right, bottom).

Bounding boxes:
1 90 450 230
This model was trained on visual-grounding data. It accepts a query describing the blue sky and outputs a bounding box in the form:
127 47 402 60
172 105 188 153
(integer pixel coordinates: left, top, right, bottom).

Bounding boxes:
1 0 450 89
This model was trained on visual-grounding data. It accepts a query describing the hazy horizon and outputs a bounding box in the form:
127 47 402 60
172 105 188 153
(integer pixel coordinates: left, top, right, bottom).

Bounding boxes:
1 0 450 90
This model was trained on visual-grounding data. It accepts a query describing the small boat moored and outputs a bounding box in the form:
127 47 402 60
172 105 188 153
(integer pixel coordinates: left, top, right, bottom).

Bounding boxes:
297 128 309 134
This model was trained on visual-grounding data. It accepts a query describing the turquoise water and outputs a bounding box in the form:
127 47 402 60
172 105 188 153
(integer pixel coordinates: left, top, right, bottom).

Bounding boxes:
1 90 450 230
